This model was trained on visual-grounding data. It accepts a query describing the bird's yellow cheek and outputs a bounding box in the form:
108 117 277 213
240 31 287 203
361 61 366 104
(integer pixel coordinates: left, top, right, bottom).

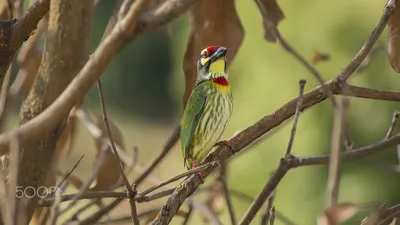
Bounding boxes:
201 57 210 65
209 58 225 74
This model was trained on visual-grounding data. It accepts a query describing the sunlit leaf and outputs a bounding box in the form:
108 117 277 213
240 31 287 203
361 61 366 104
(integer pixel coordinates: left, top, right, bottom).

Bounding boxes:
182 0 244 104
317 202 359 225
388 0 400 72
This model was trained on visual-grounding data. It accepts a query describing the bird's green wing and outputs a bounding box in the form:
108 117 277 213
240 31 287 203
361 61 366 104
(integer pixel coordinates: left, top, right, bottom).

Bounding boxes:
181 82 207 167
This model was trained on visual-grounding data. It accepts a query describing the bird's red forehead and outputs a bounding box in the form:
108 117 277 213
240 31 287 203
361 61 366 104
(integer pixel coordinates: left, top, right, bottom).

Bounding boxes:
205 46 220 53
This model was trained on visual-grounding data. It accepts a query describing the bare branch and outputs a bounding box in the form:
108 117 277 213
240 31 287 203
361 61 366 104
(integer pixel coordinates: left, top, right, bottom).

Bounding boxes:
40 188 176 207
134 125 180 185
339 84 400 102
182 203 193 225
254 0 336 106
14 0 95 220
385 110 400 139
338 0 397 81
138 162 215 197
269 207 276 225
325 98 347 207
285 80 306 157
0 0 198 155
55 155 84 190
150 1 399 221
130 184 140 225
96 79 138 224
261 173 276 225
219 164 236 225
57 142 108 214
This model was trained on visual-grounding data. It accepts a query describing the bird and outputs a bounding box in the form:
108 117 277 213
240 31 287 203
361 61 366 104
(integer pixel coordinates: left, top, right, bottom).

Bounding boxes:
180 45 234 180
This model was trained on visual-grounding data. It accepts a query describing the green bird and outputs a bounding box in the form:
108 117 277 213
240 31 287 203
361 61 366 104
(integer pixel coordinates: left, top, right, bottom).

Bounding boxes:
180 46 234 180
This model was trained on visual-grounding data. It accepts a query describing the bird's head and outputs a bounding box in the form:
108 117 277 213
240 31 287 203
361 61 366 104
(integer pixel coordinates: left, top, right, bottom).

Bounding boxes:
197 46 227 81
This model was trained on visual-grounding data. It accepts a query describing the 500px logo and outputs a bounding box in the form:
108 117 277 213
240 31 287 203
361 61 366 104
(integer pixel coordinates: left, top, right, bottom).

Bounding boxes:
15 186 62 199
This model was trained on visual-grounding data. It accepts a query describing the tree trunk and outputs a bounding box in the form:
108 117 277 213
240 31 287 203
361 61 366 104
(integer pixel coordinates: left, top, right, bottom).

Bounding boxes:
8 0 94 223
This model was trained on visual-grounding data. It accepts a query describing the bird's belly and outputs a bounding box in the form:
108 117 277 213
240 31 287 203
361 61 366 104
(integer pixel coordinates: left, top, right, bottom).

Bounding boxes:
191 92 232 161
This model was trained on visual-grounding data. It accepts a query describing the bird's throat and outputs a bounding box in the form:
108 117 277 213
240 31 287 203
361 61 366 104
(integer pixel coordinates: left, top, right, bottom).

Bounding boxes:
209 58 225 74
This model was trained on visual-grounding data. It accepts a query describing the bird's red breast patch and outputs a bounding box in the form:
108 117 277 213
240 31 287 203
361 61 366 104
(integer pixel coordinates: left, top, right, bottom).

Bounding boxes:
212 77 229 86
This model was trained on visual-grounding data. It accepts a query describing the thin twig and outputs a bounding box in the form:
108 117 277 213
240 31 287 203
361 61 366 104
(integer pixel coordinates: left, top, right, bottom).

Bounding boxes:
325 98 346 207
270 207 276 225
182 202 193 225
219 164 236 225
254 0 336 106
240 80 307 225
129 184 140 225
57 141 109 214
285 80 306 157
366 110 400 173
261 173 276 225
338 0 398 81
134 125 180 185
96 80 131 191
56 155 84 190
96 79 139 224
41 188 176 207
385 110 400 139
96 206 189 224
49 181 65 225
151 1 398 221
66 146 138 221
138 162 214 197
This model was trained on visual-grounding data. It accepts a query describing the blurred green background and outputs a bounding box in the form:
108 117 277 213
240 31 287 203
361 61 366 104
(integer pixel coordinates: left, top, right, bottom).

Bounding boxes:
11 0 400 224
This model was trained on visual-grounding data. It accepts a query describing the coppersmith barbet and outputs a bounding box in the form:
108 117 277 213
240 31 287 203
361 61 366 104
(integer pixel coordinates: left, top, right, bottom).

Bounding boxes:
180 46 234 180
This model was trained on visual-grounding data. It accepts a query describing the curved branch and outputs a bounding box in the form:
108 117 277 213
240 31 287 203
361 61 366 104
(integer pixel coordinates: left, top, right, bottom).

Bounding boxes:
0 0 198 155
151 0 398 223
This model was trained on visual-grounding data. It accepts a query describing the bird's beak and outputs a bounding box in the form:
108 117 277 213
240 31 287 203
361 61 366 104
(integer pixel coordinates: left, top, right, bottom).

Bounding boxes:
209 47 227 63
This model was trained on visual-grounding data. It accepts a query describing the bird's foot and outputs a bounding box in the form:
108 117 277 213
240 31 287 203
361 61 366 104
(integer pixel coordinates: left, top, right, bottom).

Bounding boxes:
192 162 205 183
214 140 235 155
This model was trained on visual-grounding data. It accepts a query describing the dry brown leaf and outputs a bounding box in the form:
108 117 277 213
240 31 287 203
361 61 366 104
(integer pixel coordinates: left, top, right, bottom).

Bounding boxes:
256 0 285 42
388 0 400 72
182 0 244 104
89 112 126 191
317 202 359 225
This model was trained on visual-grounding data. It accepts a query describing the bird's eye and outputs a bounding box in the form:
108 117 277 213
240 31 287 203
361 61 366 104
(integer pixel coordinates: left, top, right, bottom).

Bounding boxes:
201 51 208 58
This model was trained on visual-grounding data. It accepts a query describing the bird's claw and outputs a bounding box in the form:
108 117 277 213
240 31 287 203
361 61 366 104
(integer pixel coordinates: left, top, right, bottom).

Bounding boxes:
192 162 205 183
214 140 235 155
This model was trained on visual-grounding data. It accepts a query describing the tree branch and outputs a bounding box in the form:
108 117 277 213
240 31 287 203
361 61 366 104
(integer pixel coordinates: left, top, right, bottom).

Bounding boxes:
151 0 398 223
0 0 49 89
0 0 198 156
11 0 95 221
